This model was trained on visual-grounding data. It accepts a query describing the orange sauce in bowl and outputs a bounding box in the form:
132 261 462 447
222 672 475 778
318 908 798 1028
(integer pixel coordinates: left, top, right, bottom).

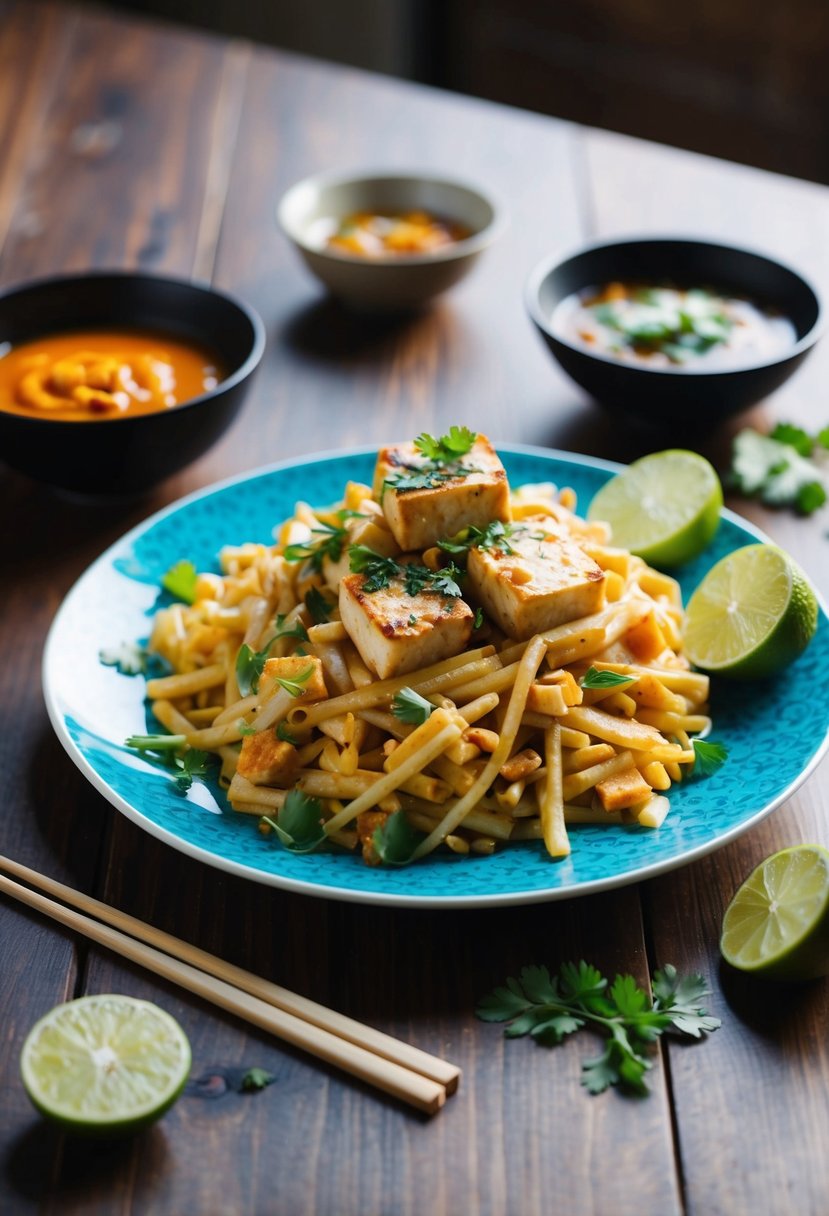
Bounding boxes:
0 329 222 421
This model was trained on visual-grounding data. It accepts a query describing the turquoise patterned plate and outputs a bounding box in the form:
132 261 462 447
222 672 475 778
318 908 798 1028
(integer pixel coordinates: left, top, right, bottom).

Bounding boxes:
43 446 829 907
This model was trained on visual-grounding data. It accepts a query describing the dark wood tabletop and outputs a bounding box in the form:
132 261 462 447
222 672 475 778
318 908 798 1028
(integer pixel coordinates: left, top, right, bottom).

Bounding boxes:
3 3 829 1213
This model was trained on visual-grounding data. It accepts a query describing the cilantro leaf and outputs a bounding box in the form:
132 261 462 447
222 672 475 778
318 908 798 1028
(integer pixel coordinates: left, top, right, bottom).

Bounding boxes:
305 586 332 623
173 748 214 792
414 426 477 462
262 789 326 853
769 422 813 457
372 810 426 866
239 1067 275 1092
391 686 435 725
235 643 267 698
384 468 458 493
99 641 146 676
477 959 719 1097
161 559 198 604
348 545 401 592
730 427 827 515
691 738 728 778
276 721 299 745
274 665 315 698
350 546 464 599
581 666 636 690
438 519 518 559
283 510 361 571
473 606 484 629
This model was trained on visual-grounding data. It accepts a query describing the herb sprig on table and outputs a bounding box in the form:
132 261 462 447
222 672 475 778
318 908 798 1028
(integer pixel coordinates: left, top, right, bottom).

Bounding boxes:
729 423 828 515
477 960 720 1096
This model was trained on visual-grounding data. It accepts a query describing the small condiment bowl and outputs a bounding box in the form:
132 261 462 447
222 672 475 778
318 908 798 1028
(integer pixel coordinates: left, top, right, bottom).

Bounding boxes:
0 271 265 495
526 236 823 427
277 169 502 310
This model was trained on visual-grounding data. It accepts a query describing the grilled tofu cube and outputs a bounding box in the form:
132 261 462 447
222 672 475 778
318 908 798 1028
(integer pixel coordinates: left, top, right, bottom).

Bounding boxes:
237 732 299 786
258 655 328 703
374 434 510 551
339 571 474 679
467 515 605 640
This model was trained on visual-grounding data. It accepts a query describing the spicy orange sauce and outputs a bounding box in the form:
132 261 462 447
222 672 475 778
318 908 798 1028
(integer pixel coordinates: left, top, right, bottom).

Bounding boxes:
0 329 222 421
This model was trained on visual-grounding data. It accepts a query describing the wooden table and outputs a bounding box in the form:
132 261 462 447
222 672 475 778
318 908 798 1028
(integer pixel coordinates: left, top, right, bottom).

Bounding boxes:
2 4 829 1213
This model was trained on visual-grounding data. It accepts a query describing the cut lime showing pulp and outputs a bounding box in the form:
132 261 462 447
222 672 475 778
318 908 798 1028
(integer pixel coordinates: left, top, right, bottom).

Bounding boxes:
684 544 817 678
721 846 829 980
20 994 191 1136
587 449 722 568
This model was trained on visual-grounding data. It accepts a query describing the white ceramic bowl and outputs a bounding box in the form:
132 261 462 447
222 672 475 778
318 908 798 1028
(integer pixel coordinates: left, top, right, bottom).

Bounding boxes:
277 170 502 309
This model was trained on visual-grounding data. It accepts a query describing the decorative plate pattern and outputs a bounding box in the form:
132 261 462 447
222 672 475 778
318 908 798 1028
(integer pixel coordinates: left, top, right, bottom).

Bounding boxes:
43 446 829 907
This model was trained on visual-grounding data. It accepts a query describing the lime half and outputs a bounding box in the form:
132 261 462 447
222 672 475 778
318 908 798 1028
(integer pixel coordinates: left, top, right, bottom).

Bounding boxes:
20 994 191 1136
721 846 829 980
685 544 818 678
587 449 722 568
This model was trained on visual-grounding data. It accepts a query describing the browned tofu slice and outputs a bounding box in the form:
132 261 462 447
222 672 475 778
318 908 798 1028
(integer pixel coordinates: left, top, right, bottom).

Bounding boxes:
339 571 474 679
258 655 328 703
237 732 299 786
374 434 510 551
467 515 605 640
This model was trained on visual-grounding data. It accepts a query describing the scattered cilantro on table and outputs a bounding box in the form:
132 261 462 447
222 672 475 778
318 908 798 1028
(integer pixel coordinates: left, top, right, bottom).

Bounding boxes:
477 960 720 1096
239 1067 275 1093
729 425 828 515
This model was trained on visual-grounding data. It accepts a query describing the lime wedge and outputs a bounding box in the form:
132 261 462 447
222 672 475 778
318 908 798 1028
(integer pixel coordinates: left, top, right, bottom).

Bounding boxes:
20 994 191 1135
684 544 818 678
587 449 722 568
721 845 829 980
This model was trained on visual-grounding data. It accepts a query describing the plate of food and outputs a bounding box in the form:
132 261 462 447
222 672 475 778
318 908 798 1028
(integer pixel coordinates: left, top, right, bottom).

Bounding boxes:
43 433 829 906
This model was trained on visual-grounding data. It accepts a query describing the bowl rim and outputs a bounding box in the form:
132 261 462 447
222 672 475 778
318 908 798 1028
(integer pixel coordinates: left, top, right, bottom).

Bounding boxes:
0 269 267 426
525 234 825 378
276 167 505 266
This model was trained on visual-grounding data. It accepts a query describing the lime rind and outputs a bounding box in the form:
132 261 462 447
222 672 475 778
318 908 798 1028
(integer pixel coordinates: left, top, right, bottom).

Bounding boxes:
587 449 722 567
721 846 829 980
685 544 818 678
20 994 191 1135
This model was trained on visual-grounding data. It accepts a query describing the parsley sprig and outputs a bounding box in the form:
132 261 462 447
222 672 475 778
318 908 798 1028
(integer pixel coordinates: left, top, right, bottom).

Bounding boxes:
384 427 480 494
581 666 637 690
414 426 477 462
261 789 326 853
235 617 310 696
438 519 518 560
391 686 435 725
283 510 361 570
477 960 720 1096
348 546 463 598
691 738 728 777
124 735 215 793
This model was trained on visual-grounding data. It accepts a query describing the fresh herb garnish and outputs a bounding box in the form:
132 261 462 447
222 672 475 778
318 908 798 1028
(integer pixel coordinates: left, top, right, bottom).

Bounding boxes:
261 788 326 853
349 546 462 598
372 810 426 866
161 559 198 604
173 749 214 792
414 426 477 462
239 1067 275 1093
237 721 257 737
729 426 827 516
581 666 636 690
276 721 299 745
283 510 361 571
691 738 728 777
477 960 720 1096
305 586 332 623
235 617 309 696
384 427 480 494
125 733 186 752
391 686 435 725
473 606 484 629
98 640 147 676
273 665 315 698
438 519 518 559
588 288 734 364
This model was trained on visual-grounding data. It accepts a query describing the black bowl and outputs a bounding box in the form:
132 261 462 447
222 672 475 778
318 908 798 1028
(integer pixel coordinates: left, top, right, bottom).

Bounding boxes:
526 237 823 427
0 272 265 495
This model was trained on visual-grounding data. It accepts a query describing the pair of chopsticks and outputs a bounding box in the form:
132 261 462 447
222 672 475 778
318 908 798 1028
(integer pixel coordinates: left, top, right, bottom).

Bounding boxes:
0 855 460 1115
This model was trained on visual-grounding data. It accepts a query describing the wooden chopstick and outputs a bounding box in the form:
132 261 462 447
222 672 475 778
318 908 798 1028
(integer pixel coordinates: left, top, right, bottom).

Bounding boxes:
0 862 457 1116
0 854 459 1095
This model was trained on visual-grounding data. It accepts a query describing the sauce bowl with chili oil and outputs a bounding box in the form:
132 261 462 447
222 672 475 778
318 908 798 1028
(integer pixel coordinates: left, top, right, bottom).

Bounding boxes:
0 272 265 495
526 237 822 428
278 170 502 310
